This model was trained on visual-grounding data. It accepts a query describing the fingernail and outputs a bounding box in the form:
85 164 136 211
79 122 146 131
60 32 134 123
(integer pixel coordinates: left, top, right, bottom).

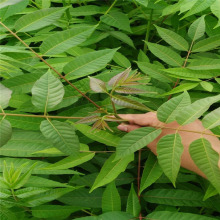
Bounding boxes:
118 124 128 132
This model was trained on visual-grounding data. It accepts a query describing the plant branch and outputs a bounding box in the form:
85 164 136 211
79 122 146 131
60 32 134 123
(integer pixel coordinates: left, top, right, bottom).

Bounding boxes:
0 21 101 110
144 9 153 53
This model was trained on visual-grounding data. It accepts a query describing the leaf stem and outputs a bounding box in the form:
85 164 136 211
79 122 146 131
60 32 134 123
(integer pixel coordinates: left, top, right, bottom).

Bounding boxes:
0 21 101 110
144 9 153 53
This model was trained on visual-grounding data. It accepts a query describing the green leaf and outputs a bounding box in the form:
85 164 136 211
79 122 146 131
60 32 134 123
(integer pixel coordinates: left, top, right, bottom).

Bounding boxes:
0 188 11 198
202 107 220 129
157 133 184 187
188 15 206 41
211 0 220 28
126 183 141 217
102 181 121 213
43 151 95 170
161 83 199 96
0 205 17 220
113 51 131 68
176 94 220 125
72 123 120 147
203 184 218 201
109 31 135 48
32 205 82 219
0 119 12 147
40 26 95 55
140 153 163 194
64 48 117 80
192 34 220 52
90 153 133 192
137 62 174 83
115 127 161 160
0 0 23 9
22 188 74 207
0 83 12 109
147 42 183 67
15 7 67 32
111 95 152 112
147 211 217 220
89 77 106 93
189 138 220 194
40 120 80 156
100 11 131 32
134 0 148 7
155 25 189 51
70 5 103 16
187 59 220 70
143 189 213 208
157 92 191 123
200 81 213 92
32 70 64 112
15 187 49 199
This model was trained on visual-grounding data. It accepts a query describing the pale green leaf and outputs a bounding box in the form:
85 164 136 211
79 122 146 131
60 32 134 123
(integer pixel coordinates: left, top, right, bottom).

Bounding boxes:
0 0 22 9
202 107 220 129
0 119 12 147
15 7 67 32
126 184 141 217
0 188 11 198
43 152 95 170
138 50 149 62
211 0 220 28
113 51 131 68
155 25 189 51
100 11 131 32
32 205 82 219
64 48 117 80
72 123 120 147
147 42 183 67
189 138 220 193
137 62 174 83
102 181 121 213
188 59 220 70
15 187 49 199
0 83 12 109
200 81 213 92
31 70 64 112
188 15 206 41
40 120 80 156
70 5 103 16
203 184 218 201
157 92 191 123
111 95 152 112
90 153 133 192
147 211 217 220
192 34 220 52
140 153 163 194
115 127 161 160
157 133 184 186
40 26 95 55
176 94 220 125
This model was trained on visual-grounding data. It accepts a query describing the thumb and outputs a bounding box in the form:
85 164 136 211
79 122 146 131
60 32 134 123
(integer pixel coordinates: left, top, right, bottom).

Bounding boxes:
117 123 141 132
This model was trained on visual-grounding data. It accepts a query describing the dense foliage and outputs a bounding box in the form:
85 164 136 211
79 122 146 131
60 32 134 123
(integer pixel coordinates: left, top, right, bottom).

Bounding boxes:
0 0 220 219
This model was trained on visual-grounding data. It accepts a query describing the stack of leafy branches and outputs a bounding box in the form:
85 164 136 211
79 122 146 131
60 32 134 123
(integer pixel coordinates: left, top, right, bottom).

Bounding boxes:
0 0 220 219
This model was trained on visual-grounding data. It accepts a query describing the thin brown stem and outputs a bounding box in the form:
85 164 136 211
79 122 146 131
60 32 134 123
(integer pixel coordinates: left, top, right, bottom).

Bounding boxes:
0 21 101 110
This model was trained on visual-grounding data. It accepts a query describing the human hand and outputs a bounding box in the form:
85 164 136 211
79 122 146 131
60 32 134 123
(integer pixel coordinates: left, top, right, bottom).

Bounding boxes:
117 112 220 178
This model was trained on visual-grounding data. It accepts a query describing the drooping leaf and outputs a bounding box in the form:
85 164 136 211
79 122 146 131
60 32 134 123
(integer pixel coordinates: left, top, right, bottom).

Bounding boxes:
147 211 217 220
140 153 163 194
155 25 189 51
40 26 95 55
90 153 134 192
100 11 131 32
115 127 161 160
102 181 121 213
70 5 103 16
189 138 220 193
15 7 67 32
111 95 152 111
40 120 80 156
137 62 173 83
89 77 106 93
126 183 141 217
176 94 220 125
157 133 184 186
64 48 118 80
147 42 183 67
203 184 218 201
0 119 12 147
32 205 82 219
202 107 220 129
192 34 220 52
211 0 220 28
188 15 206 41
31 70 64 112
0 83 12 109
109 31 135 48
157 92 191 123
